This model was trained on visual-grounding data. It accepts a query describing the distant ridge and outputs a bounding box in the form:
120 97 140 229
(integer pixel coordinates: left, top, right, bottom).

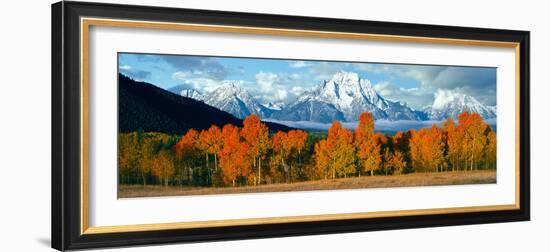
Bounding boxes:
271 71 424 122
168 70 496 123
118 74 293 134
424 92 497 120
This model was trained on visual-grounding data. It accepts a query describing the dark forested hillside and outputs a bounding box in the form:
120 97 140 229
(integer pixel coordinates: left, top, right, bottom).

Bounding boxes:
118 74 292 134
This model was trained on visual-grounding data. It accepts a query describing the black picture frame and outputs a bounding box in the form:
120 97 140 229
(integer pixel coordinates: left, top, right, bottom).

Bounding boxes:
52 1 530 251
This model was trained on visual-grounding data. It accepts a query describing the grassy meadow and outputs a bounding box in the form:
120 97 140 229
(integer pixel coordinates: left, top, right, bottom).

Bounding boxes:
119 170 496 198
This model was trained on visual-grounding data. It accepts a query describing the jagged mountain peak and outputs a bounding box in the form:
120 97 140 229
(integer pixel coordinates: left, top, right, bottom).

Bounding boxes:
203 81 275 119
214 81 247 93
167 71 495 123
313 71 380 107
323 71 374 91
119 73 292 134
427 90 496 120
167 85 205 101
275 71 422 122
330 70 360 84
433 92 472 109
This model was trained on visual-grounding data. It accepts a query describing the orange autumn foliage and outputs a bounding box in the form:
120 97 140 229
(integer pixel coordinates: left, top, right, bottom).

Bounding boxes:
355 112 381 176
287 130 308 156
271 129 309 181
175 129 199 160
313 139 330 179
151 150 175 187
241 114 270 184
198 125 223 171
457 112 489 171
219 124 252 186
485 131 497 169
443 118 461 171
409 125 446 173
119 110 497 188
315 121 356 179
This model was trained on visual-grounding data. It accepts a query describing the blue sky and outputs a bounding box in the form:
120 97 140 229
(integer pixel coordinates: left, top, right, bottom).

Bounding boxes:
118 52 496 109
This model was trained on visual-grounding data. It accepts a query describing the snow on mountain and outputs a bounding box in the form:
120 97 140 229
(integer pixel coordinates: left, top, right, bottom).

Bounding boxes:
272 71 423 122
179 89 205 101
203 81 274 119
167 85 205 101
426 90 497 120
262 101 285 111
168 71 495 124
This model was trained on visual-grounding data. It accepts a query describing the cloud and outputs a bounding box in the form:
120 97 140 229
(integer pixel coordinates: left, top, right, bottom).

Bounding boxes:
252 71 317 103
290 86 307 96
151 55 229 80
432 89 461 110
430 67 495 89
276 89 289 100
172 71 192 80
307 62 350 81
172 72 231 92
164 55 242 93
354 63 446 84
264 119 492 132
118 65 151 81
254 72 292 101
358 63 496 107
255 71 278 93
122 52 496 109
289 61 312 68
429 67 497 106
373 81 433 109
119 65 132 70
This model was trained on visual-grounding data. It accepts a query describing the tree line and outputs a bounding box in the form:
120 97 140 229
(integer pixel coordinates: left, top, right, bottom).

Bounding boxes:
119 111 496 187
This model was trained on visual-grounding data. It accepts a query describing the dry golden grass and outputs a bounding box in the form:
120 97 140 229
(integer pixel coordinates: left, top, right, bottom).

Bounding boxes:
118 170 496 198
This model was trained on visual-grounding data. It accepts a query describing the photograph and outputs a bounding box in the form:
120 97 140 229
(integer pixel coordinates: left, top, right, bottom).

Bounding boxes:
48 1 532 251
117 53 498 198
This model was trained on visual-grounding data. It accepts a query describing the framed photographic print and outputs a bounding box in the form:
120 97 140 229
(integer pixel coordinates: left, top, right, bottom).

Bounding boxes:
51 1 530 250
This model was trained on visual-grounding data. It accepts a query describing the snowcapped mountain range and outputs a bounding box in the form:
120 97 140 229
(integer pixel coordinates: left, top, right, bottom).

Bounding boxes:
262 101 285 111
424 93 497 120
201 81 276 119
167 71 496 122
271 71 424 123
167 85 205 101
